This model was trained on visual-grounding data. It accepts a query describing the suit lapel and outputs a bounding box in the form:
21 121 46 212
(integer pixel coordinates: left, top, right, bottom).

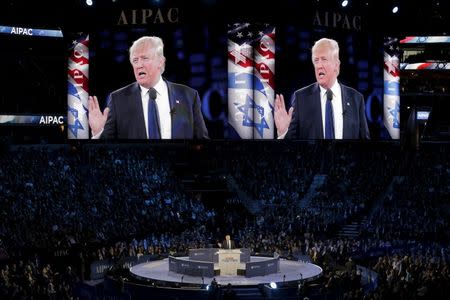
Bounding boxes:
165 80 176 112
312 83 324 139
340 84 352 139
131 83 147 139
165 80 178 138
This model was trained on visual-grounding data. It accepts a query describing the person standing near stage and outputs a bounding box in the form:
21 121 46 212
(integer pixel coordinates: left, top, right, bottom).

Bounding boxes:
220 235 236 249
223 283 236 300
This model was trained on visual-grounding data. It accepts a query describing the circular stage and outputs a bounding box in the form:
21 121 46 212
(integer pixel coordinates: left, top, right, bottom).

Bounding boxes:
130 256 322 287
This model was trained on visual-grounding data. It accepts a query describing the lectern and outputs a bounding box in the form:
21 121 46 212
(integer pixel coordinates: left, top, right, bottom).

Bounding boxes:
217 249 242 275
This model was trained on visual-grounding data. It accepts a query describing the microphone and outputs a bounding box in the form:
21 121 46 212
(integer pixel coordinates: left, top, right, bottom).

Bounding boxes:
326 89 333 102
149 87 157 101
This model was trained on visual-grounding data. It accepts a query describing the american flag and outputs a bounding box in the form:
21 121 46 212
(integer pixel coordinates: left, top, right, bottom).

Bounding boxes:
400 36 450 44
383 37 400 140
228 23 275 139
67 34 89 139
400 62 450 70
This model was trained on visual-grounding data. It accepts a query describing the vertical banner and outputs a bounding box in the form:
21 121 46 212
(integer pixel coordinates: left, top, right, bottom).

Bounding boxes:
228 23 255 139
67 34 89 139
383 37 400 140
253 26 275 139
227 23 276 139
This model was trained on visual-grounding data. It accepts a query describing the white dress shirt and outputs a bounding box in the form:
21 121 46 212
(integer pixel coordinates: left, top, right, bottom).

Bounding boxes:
139 76 172 139
319 80 343 139
92 76 172 139
277 81 344 140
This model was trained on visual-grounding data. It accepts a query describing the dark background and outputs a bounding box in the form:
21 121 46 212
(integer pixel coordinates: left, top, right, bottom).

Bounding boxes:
0 0 448 142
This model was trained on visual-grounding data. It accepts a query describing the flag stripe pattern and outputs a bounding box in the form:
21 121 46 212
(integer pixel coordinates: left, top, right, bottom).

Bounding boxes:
383 37 400 140
227 23 275 139
67 34 89 139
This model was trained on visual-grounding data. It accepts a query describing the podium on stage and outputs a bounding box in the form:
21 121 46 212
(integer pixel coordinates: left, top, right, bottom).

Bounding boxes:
217 249 242 275
171 248 280 278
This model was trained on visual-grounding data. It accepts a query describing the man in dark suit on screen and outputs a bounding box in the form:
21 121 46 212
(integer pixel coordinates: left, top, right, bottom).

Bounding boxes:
274 38 369 140
88 36 209 139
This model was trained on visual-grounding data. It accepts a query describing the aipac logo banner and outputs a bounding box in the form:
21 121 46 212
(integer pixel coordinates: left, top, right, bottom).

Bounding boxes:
228 23 275 139
383 37 400 140
0 25 63 37
67 34 89 139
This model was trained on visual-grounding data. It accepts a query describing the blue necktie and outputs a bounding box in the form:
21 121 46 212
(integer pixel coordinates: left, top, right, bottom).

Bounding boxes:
325 89 335 139
148 88 161 139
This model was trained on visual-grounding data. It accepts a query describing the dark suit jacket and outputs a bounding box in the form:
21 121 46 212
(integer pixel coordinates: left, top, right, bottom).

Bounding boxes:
101 80 209 139
285 82 370 140
222 240 236 249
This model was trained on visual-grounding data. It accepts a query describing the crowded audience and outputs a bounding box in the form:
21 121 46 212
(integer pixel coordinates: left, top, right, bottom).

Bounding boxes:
0 143 448 299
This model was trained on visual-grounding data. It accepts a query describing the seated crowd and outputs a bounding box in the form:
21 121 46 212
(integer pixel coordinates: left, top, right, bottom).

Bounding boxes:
0 143 448 299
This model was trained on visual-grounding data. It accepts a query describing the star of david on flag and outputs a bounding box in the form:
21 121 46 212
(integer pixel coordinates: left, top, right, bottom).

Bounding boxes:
227 23 275 139
67 33 89 139
383 37 400 139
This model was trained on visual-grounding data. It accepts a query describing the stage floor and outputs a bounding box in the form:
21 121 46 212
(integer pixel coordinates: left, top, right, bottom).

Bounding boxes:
130 256 322 286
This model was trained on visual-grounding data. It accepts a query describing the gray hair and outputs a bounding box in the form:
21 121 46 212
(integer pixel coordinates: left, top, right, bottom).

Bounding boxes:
312 38 340 63
129 36 166 73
